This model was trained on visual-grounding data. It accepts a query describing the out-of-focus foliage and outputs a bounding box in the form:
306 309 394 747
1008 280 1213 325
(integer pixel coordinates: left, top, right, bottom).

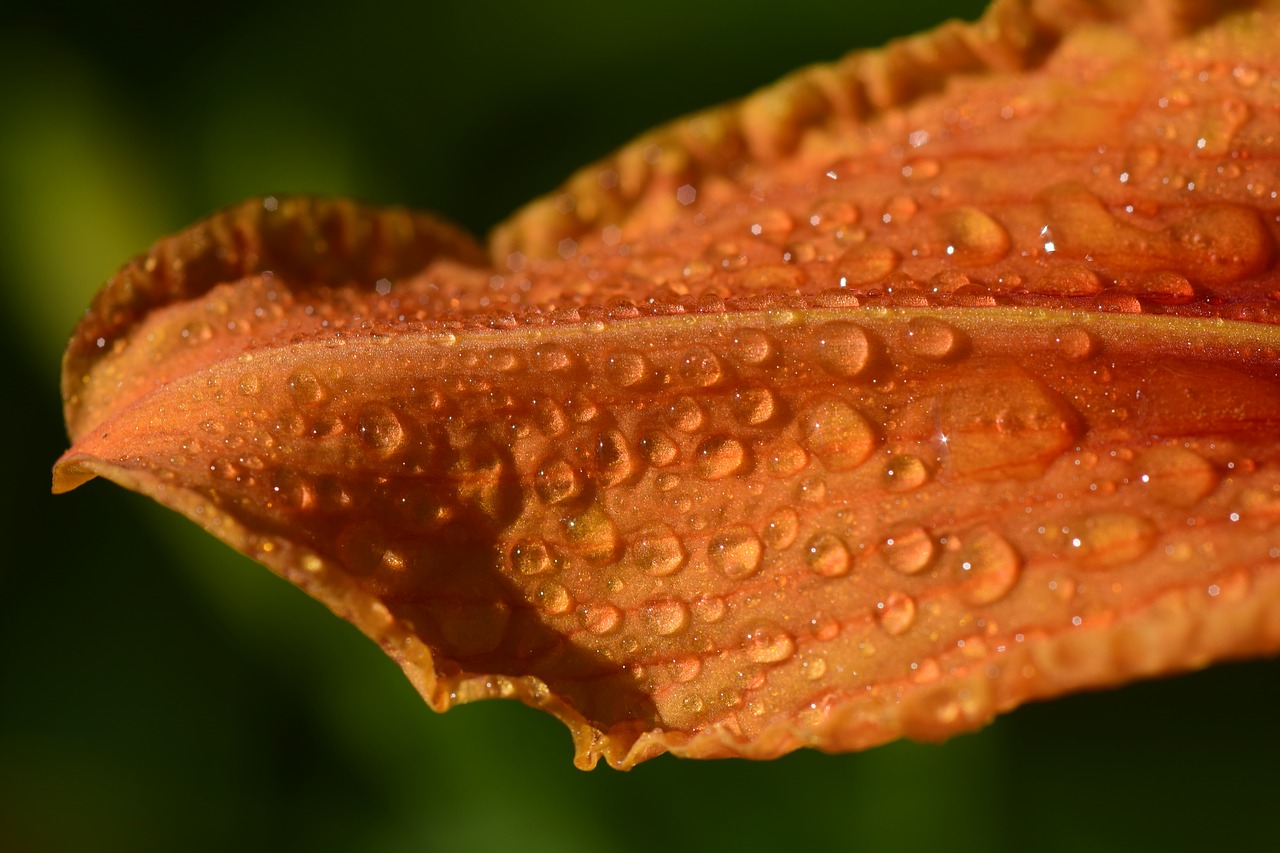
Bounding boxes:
4 1 1279 850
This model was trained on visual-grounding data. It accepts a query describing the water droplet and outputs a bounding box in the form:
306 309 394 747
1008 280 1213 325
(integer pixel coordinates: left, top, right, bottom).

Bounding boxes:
288 367 328 405
1138 446 1218 507
535 456 583 504
731 386 778 425
645 598 690 636
731 328 776 365
801 655 828 681
694 594 727 623
605 349 650 387
884 526 936 574
597 428 636 485
957 527 1022 605
877 591 917 636
800 397 874 471
631 525 687 576
1030 264 1102 297
761 507 800 550
834 242 899 285
709 527 763 579
805 533 851 577
1069 512 1157 568
238 373 261 396
511 540 554 576
906 317 966 361
562 505 620 562
639 431 679 467
883 454 930 491
814 320 873 378
743 621 796 664
1055 324 1098 360
697 435 748 479
358 403 406 455
938 207 1011 265
536 582 572 614
667 396 705 432
766 441 809 477
673 655 703 683
680 346 724 387
581 602 623 635
1137 271 1194 303
534 344 574 372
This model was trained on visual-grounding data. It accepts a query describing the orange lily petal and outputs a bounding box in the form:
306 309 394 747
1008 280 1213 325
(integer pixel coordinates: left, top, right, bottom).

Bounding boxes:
55 0 1280 769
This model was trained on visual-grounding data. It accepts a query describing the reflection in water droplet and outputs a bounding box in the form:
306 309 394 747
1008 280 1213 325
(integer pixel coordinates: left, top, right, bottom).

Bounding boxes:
697 435 748 479
877 591 917 636
884 526 936 574
632 525 687 576
806 533 852 577
815 321 873 378
883 454 930 491
646 598 690 636
958 527 1022 605
709 527 764 579
743 621 796 664
800 397 875 471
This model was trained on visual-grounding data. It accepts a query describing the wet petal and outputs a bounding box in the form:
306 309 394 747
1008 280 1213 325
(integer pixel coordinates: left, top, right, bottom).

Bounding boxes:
55 1 1280 768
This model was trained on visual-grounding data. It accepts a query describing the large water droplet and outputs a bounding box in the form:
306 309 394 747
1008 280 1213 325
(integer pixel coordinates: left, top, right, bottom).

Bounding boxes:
562 505 620 562
731 328 776 365
905 317 966 361
883 454 930 491
743 621 796 664
680 346 724 387
805 532 852 577
359 403 406 455
1137 446 1219 507
731 386 778 425
288 367 328 405
536 582 572 615
761 507 800 550
815 321 873 378
535 456 583 505
957 527 1022 605
639 431 679 467
697 435 748 479
709 527 764 579
938 207 1010 265
834 242 899 285
884 526 936 574
876 591 917 636
581 602 623 635
645 598 690 636
511 539 554 576
597 428 636 485
800 397 875 471
605 348 650 387
632 525 687 576
667 396 706 433
1068 511 1157 568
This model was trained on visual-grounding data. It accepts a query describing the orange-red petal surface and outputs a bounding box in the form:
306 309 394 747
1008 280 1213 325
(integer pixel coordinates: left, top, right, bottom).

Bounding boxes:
54 0 1280 768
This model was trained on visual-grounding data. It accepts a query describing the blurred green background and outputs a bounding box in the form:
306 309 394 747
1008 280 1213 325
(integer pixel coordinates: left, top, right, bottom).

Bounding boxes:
3 1 1279 851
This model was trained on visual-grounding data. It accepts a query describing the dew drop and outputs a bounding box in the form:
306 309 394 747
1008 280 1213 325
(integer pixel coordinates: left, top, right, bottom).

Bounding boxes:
667 396 706 433
834 242 899 285
696 435 748 479
766 441 809 477
957 527 1022 605
708 526 764 579
597 428 636 485
814 320 873 378
877 591 917 636
581 602 623 635
732 328 776 365
800 397 875 471
535 456 583 504
605 349 650 387
1055 324 1099 360
883 454 930 491
632 525 687 576
1030 264 1102 297
537 582 573 615
1070 511 1157 568
731 386 778 425
805 532 852 577
673 655 703 683
680 346 724 387
562 505 620 562
761 507 800 550
694 594 727 623
884 526 936 574
358 403 406 455
801 655 828 681
639 431 679 467
288 367 328 405
906 317 966 361
1137 446 1218 507
511 539 554 576
645 598 690 636
938 207 1011 265
238 373 261 396
743 621 796 664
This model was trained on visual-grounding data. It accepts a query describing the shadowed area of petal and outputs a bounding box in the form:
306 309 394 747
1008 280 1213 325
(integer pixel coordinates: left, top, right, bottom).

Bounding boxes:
54 0 1280 768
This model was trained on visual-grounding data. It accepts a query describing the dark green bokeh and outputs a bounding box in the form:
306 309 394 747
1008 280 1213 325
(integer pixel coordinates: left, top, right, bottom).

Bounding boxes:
3 2 1277 851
